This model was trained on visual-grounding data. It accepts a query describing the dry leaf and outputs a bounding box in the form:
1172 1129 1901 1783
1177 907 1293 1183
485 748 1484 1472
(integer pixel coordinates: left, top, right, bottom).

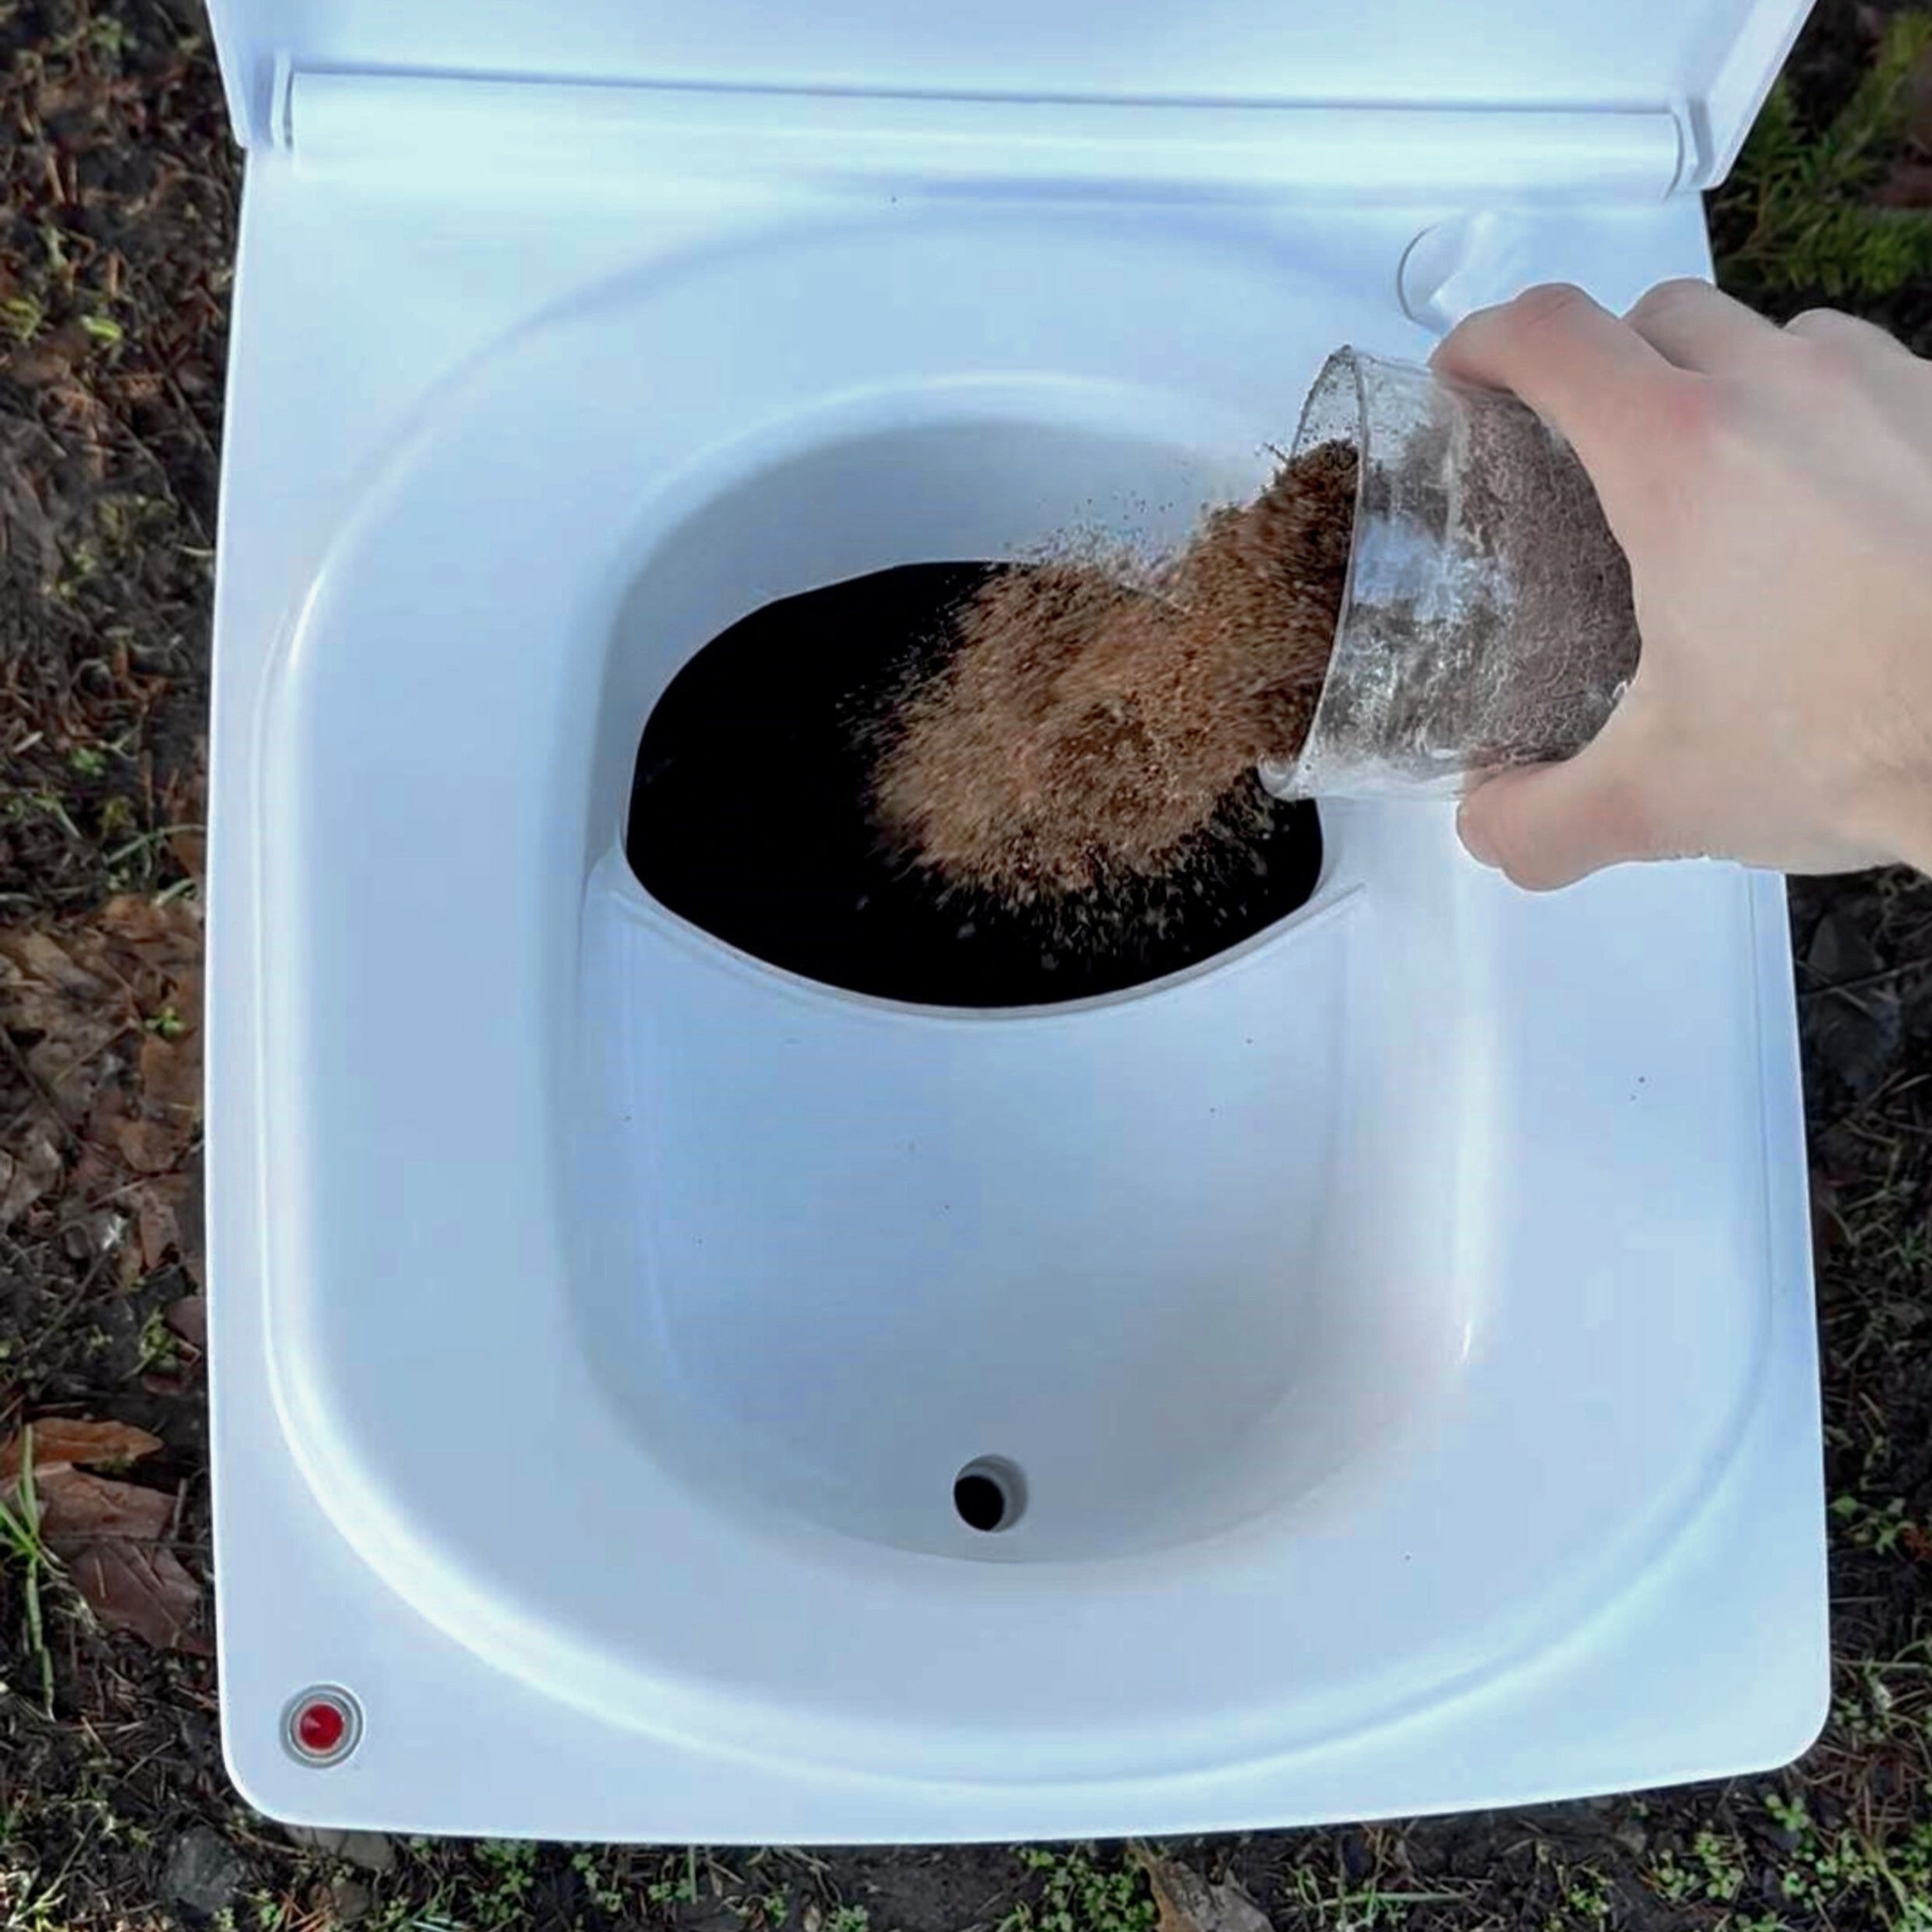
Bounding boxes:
109 1113 185 1175
24 1465 204 1652
169 829 207 880
138 1185 182 1274
0 928 115 1017
1128 1848 1272 1932
0 1416 164 1480
0 931 125 1117
2 897 203 1267
0 1128 64 1225
166 1295 207 1354
0 419 59 585
96 894 202 968
161 760 207 887
138 1028 201 1119
174 1172 206 1284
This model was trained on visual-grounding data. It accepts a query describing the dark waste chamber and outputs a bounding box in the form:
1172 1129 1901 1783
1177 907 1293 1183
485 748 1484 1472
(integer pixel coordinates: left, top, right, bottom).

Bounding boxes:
626 563 1322 1008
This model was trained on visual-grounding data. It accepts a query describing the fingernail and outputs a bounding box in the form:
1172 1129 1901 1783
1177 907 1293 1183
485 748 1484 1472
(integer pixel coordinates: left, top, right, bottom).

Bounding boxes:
1458 803 1501 869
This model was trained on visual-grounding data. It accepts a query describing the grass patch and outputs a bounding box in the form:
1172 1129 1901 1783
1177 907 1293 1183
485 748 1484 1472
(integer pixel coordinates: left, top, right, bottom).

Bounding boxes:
1713 9 1932 301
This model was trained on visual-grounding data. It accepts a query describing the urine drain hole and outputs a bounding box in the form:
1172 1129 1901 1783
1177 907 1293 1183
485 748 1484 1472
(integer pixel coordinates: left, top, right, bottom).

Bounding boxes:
954 1457 1026 1533
627 565 1322 1007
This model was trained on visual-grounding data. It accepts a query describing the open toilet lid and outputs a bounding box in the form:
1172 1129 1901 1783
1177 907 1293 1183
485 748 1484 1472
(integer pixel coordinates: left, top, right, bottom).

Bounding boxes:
205 0 1810 189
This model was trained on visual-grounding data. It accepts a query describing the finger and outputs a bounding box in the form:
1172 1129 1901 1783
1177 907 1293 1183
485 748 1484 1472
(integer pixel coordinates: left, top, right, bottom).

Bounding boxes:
1786 307 1932 439
1786 306 1919 363
1433 284 1685 516
1456 729 1686 892
1623 277 1782 372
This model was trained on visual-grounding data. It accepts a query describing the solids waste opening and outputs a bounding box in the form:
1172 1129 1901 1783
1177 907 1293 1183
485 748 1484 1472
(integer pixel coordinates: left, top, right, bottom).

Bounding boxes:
626 564 1322 1008
954 1458 1027 1534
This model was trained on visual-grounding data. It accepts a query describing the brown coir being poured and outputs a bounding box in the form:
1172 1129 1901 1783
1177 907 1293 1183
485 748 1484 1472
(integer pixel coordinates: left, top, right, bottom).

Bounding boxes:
872 441 1356 901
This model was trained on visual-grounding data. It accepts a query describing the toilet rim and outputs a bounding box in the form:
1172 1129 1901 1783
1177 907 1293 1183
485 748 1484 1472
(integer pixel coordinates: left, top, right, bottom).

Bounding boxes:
591 831 1367 1027
251 207 1777 1783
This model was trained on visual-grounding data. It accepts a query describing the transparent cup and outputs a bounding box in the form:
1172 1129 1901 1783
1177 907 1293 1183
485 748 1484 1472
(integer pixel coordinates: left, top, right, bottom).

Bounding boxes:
1257 347 1640 801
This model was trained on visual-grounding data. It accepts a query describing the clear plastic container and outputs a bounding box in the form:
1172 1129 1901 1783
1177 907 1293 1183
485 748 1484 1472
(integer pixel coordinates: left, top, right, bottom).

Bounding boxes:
1257 348 1640 801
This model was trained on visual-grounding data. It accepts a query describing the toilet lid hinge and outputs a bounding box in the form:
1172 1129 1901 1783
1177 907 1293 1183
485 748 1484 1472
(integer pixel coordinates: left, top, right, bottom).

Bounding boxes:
272 66 1691 203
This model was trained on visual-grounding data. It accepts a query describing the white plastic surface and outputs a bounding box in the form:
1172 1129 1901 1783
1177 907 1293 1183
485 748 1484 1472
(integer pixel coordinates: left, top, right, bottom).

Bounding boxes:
284 74 1685 203
204 0 1810 190
207 157 1825 1837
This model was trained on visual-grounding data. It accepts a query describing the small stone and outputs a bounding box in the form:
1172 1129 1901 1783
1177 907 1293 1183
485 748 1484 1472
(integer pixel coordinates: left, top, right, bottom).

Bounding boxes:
164 1828 246 1920
284 1825 396 1874
328 1876 375 1924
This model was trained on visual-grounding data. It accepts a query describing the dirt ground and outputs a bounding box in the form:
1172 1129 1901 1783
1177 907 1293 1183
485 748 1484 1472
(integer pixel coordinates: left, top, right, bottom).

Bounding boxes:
4 1 1932 1928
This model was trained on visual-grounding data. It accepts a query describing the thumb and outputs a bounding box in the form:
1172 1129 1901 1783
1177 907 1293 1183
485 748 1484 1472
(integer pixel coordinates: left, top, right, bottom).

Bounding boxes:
1457 740 1680 891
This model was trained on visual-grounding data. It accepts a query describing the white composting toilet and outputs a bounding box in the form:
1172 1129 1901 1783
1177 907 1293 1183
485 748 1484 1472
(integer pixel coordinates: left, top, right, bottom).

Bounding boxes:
205 0 1828 1839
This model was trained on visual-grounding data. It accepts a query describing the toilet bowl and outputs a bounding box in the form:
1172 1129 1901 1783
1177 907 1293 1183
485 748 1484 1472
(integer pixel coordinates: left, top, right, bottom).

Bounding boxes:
206 2 1827 1841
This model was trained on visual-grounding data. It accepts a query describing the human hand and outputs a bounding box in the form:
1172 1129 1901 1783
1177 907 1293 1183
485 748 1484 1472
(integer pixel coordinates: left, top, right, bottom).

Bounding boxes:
1433 280 1932 889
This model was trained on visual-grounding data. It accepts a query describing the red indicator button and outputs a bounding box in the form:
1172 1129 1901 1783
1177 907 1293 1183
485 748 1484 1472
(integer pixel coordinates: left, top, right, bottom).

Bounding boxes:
284 1687 361 1765
296 1700 346 1754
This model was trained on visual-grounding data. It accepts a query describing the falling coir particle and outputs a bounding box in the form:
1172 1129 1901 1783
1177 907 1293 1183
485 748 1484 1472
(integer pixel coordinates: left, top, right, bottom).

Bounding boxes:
872 441 1356 901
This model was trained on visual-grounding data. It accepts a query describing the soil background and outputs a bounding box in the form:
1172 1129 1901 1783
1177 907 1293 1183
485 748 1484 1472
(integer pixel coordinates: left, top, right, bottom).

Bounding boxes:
5 2 1932 1928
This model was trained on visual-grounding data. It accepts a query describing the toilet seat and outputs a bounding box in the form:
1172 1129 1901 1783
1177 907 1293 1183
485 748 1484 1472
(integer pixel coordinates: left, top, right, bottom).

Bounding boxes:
230 212 1812 1803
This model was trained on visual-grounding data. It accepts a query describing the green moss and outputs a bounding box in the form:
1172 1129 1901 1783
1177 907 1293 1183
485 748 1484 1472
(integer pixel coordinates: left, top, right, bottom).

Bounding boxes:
999 1849 1158 1932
